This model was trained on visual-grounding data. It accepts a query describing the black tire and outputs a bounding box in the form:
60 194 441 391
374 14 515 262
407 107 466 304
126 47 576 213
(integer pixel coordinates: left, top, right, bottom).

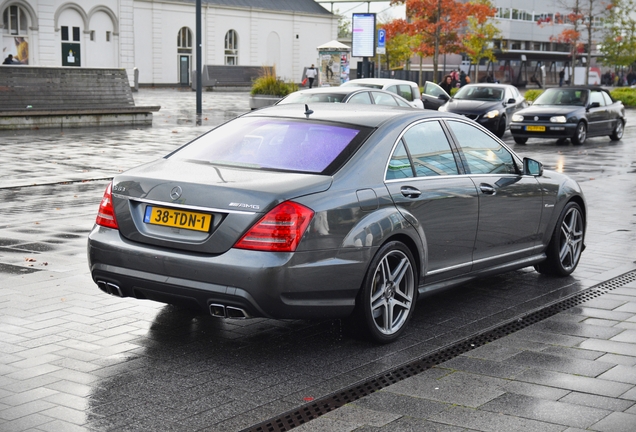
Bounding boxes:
610 119 624 141
495 117 506 138
535 201 585 277
354 241 417 344
571 122 587 145
514 136 528 144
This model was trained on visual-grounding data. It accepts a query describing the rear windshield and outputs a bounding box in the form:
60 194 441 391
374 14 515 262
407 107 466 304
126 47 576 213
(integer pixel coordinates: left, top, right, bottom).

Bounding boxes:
279 92 346 104
170 117 371 175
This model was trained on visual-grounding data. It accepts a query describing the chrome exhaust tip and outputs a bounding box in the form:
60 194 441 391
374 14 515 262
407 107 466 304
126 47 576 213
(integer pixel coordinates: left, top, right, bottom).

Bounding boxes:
209 304 226 318
96 281 123 297
226 306 250 319
209 304 250 319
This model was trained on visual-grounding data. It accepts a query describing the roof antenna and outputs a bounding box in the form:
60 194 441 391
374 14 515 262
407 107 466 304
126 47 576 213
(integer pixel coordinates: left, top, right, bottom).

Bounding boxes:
304 104 314 119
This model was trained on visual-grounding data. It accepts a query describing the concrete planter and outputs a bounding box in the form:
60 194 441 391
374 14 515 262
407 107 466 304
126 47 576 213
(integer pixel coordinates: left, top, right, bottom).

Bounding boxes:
249 94 283 110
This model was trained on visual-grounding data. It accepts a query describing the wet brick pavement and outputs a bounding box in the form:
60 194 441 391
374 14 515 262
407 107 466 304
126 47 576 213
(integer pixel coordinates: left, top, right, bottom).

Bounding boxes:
0 89 635 431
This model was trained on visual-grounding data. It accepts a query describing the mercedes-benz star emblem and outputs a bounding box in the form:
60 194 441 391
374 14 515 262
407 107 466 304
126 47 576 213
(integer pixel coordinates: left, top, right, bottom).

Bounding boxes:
170 186 182 200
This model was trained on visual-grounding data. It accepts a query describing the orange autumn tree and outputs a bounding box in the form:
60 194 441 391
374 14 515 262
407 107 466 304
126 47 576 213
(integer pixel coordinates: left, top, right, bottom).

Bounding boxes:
382 19 416 71
391 0 494 82
538 1 585 85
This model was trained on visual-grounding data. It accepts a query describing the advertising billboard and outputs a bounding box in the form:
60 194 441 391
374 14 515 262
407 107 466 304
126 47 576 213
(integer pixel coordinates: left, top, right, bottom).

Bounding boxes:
352 13 376 58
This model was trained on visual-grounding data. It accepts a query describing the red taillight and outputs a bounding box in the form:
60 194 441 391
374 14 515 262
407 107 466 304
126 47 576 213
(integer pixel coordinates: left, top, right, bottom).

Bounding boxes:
96 183 119 229
234 202 314 252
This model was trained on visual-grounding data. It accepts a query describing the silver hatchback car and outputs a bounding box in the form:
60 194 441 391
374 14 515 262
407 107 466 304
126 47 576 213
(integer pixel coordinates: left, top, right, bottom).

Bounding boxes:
341 78 424 109
88 104 586 343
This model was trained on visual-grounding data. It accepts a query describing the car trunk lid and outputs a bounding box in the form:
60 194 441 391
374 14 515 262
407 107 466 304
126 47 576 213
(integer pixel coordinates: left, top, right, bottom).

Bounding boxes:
111 158 332 254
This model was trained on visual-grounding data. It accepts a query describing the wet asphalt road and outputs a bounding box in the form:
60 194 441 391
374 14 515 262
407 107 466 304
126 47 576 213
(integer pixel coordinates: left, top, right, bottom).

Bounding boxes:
0 89 635 431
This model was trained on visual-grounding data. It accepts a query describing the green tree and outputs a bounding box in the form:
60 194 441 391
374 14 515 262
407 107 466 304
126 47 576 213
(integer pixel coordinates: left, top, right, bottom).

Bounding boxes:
335 9 351 38
600 0 636 69
580 0 608 84
462 0 500 83
379 19 416 71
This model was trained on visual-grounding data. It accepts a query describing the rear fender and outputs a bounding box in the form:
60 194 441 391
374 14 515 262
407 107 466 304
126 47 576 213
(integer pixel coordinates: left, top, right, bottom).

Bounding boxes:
341 207 427 277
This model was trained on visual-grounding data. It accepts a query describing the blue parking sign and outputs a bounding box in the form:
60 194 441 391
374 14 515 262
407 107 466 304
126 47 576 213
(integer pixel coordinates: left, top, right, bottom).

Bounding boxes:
378 29 386 48
377 29 386 54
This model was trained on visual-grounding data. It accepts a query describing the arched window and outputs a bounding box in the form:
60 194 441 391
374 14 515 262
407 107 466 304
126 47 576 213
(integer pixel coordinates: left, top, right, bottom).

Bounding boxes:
2 5 28 35
3 5 30 64
225 30 238 65
177 27 192 53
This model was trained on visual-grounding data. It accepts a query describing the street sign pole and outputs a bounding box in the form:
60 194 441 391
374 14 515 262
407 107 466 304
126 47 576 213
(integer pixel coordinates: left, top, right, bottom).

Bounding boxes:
377 29 386 79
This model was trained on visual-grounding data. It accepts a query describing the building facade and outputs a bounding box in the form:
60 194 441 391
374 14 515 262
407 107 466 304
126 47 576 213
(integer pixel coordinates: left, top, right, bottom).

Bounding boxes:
1 0 337 84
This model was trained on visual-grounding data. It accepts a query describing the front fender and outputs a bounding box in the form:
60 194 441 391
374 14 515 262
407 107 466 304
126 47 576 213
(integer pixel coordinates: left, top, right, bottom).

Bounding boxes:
538 171 587 247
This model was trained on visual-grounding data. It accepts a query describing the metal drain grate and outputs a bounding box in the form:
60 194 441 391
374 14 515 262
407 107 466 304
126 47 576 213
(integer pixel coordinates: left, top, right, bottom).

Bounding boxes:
242 271 636 432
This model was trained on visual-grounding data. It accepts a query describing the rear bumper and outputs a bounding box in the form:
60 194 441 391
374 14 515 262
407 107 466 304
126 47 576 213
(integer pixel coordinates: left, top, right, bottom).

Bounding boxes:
87 226 369 319
509 122 577 139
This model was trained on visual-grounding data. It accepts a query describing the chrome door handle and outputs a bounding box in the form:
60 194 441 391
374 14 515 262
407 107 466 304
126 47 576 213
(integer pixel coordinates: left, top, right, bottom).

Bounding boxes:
479 184 496 195
400 186 422 198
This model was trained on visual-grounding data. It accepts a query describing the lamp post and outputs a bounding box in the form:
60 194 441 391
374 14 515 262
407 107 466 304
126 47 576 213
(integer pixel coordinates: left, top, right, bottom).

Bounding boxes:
196 0 202 124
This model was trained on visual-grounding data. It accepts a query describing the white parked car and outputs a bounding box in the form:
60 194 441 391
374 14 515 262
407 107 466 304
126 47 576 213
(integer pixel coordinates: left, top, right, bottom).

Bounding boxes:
341 78 424 109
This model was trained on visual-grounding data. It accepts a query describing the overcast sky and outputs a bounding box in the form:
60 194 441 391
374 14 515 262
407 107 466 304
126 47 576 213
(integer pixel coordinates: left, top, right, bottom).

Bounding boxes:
320 1 406 22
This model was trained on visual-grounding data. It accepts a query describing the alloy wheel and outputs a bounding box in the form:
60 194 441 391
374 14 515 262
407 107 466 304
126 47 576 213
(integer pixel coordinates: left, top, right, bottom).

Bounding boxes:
369 249 415 336
558 206 584 272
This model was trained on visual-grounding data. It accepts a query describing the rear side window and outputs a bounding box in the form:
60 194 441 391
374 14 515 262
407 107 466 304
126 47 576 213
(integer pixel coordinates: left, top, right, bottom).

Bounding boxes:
397 85 414 101
403 121 459 177
385 121 459 180
171 117 370 175
372 91 399 106
386 140 414 179
348 92 373 104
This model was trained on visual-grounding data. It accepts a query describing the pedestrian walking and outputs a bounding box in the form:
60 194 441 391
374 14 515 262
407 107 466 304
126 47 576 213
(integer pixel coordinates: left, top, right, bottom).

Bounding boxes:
559 69 565 87
459 70 467 87
305 64 317 88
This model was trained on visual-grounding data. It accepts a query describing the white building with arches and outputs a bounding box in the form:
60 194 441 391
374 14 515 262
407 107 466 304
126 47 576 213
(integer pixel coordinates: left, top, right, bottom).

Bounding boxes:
1 0 336 85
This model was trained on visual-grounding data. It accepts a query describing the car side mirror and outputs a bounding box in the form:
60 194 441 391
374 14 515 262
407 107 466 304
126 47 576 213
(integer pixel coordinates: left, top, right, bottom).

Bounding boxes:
438 93 449 101
507 98 516 104
523 157 543 177
589 102 600 109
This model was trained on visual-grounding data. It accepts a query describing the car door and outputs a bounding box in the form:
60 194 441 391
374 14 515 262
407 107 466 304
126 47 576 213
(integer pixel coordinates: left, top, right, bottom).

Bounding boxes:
602 91 622 132
445 120 544 269
384 120 479 283
587 89 610 135
422 81 450 110
504 87 524 125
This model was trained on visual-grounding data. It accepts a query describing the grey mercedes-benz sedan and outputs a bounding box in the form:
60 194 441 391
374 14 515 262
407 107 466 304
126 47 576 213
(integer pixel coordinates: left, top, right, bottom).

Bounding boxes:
88 104 586 343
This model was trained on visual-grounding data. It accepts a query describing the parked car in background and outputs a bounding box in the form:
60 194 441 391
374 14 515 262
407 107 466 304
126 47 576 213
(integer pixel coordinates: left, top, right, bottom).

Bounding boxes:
341 78 424 108
437 83 527 138
510 87 625 145
88 104 587 344
276 87 414 108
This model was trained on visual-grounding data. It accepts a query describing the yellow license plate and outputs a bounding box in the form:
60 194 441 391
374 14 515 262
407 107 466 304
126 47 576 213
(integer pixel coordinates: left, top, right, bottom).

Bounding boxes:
526 125 546 132
144 206 212 232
